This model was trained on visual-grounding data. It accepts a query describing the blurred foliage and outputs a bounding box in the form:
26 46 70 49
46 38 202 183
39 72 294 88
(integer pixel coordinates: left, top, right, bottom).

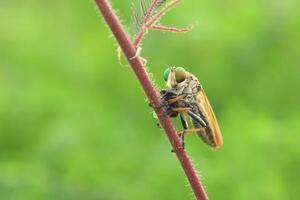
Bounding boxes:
0 0 300 199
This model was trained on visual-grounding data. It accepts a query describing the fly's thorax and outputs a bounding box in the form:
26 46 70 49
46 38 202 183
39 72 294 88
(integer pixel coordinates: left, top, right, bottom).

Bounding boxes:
174 73 202 97
188 73 202 93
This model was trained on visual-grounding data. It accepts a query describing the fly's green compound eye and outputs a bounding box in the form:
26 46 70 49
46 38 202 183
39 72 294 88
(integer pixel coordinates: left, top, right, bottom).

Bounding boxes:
175 67 186 83
163 67 171 81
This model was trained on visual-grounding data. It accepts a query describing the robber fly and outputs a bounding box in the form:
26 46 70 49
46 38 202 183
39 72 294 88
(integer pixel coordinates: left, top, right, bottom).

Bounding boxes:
160 67 223 149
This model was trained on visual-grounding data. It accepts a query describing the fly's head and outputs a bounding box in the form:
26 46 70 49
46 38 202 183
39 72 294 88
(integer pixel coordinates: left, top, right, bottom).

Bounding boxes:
163 66 188 92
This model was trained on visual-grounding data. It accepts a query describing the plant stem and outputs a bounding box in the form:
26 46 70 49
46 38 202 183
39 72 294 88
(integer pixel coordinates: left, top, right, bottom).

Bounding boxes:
94 0 208 199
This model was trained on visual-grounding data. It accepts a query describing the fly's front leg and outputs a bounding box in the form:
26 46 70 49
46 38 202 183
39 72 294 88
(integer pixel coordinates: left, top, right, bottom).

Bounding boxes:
166 94 186 105
159 94 187 117
160 90 186 106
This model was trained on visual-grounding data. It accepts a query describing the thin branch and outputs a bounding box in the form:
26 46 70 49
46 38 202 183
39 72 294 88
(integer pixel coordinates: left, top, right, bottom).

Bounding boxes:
133 0 161 46
133 0 183 47
94 0 208 200
145 0 183 28
151 24 194 33
143 0 160 23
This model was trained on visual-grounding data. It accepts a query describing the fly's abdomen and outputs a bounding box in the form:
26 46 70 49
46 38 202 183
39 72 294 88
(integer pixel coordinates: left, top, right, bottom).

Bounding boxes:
192 119 216 148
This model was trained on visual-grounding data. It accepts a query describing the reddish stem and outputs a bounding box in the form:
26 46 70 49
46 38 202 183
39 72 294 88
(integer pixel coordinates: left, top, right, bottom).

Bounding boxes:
151 24 194 33
94 1 208 200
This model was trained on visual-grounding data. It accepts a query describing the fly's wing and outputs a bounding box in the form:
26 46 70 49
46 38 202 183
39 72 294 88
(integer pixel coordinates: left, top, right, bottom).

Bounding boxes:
193 89 223 149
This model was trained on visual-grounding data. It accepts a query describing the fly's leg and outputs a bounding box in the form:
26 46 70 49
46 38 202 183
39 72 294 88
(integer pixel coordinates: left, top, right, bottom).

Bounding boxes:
177 127 205 143
167 94 186 105
177 114 206 147
179 128 205 134
171 112 189 153
158 94 186 109
172 128 204 153
159 96 187 117
179 113 189 149
148 89 178 109
171 107 190 113
171 111 205 152
181 110 207 134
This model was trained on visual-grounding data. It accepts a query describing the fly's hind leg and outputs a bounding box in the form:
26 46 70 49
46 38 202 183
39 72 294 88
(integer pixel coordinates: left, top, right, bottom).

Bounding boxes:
179 113 189 149
171 112 189 153
178 113 205 148
172 111 205 152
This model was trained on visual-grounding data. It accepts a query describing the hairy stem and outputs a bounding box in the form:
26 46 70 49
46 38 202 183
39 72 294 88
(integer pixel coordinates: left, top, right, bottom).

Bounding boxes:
94 0 208 199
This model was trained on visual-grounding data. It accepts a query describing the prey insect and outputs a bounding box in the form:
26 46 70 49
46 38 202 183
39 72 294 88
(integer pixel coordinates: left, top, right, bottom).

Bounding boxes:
160 67 223 149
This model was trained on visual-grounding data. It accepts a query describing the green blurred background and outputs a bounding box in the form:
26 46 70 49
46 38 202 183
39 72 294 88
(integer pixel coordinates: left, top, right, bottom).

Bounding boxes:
1 0 300 199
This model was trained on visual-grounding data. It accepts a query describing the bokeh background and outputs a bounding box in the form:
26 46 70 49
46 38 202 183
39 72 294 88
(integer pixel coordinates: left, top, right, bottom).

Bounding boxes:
1 0 300 199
